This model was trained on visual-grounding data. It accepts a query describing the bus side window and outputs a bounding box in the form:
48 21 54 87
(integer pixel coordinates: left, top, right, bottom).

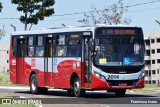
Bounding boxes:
26 36 35 57
56 46 67 56
57 35 66 45
67 34 81 57
55 35 67 57
28 47 34 57
12 37 17 57
68 45 80 57
35 36 44 57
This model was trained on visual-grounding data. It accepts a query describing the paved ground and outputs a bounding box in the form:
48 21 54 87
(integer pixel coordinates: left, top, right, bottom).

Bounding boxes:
0 86 160 107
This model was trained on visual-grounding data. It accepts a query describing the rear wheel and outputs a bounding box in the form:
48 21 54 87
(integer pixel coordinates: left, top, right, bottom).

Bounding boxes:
30 74 48 94
73 77 85 97
115 89 126 97
39 87 48 94
30 74 39 94
67 89 74 96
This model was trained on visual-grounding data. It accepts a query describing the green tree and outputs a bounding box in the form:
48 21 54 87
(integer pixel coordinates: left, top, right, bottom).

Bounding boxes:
0 2 5 39
0 2 2 12
11 0 55 31
78 0 131 25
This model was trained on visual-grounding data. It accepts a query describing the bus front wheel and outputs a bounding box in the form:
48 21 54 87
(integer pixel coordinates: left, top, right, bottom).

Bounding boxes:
73 77 85 97
115 89 126 97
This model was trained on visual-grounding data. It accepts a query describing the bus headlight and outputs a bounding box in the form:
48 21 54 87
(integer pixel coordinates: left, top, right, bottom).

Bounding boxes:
94 71 100 78
94 71 106 81
138 68 145 80
138 72 145 80
100 75 106 81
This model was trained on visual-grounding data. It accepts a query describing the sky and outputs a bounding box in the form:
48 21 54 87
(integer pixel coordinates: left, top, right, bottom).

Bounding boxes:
1 0 160 45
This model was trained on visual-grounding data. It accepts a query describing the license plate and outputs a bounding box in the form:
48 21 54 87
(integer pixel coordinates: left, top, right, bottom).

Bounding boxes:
107 75 119 80
119 82 127 86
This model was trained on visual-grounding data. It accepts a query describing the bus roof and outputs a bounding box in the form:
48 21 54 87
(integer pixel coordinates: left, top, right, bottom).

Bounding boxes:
11 24 141 36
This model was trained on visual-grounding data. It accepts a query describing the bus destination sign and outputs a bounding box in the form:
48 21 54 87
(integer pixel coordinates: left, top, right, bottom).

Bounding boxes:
101 29 136 35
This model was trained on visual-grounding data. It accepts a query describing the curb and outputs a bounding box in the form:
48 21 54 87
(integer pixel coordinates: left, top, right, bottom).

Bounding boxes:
0 86 29 90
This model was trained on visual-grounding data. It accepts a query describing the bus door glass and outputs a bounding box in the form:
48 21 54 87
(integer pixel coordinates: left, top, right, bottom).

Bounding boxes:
83 32 92 87
44 35 55 86
16 37 26 84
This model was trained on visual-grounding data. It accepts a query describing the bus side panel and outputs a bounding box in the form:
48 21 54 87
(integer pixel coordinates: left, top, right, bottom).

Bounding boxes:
24 60 31 86
25 58 45 87
54 58 81 89
17 57 25 84
54 59 72 88
9 35 17 84
91 73 110 89
10 57 17 84
35 58 45 87
81 62 85 87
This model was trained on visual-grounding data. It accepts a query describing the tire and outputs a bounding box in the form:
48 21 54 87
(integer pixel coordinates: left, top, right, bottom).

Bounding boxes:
115 89 126 97
39 87 48 94
30 74 40 94
73 77 85 97
67 89 74 96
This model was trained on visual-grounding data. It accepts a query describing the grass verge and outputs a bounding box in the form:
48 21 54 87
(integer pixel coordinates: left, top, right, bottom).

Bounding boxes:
0 73 27 87
0 73 13 86
127 88 155 94
145 84 160 88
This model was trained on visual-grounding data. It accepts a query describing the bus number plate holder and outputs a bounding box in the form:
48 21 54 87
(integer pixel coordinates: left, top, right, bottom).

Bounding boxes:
118 82 127 86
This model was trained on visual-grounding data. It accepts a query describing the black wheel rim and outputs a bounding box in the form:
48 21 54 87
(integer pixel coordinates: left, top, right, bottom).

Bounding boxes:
74 78 80 96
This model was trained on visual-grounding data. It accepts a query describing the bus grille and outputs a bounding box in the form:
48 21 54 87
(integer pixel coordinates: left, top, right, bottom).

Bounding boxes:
106 80 138 86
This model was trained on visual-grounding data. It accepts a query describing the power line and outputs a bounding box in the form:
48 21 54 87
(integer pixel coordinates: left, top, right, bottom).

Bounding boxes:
126 6 160 13
51 0 160 17
1 5 160 25
1 4 160 25
0 0 160 20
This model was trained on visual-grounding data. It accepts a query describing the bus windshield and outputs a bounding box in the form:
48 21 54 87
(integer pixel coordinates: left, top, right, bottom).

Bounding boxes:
94 35 144 66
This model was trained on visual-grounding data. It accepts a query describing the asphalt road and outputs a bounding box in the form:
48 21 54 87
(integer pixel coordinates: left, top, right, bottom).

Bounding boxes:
0 87 160 107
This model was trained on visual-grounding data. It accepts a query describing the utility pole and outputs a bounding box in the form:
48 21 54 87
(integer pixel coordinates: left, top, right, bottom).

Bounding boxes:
10 24 16 31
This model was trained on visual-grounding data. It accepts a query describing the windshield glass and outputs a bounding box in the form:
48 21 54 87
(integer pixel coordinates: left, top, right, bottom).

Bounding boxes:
94 36 144 66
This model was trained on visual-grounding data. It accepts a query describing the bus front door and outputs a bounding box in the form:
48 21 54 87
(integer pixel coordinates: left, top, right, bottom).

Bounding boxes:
44 37 55 87
82 36 92 88
16 38 26 84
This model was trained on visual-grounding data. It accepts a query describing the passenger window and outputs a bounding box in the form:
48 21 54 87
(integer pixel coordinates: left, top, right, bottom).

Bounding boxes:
12 37 17 57
35 47 44 56
68 45 80 57
55 35 67 57
57 35 66 45
67 34 81 57
28 47 34 57
26 36 34 57
37 36 43 46
35 36 44 57
28 37 34 46
56 46 67 56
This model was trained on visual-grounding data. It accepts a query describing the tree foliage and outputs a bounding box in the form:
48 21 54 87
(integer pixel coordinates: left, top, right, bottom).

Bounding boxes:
0 28 6 40
0 2 5 39
78 0 131 25
0 2 2 12
11 0 55 30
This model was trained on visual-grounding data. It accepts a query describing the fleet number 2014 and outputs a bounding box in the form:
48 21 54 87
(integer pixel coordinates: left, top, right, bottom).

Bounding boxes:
107 75 119 80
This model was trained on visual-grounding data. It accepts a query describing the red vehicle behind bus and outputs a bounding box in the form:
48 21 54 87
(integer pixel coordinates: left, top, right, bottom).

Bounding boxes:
10 25 145 97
